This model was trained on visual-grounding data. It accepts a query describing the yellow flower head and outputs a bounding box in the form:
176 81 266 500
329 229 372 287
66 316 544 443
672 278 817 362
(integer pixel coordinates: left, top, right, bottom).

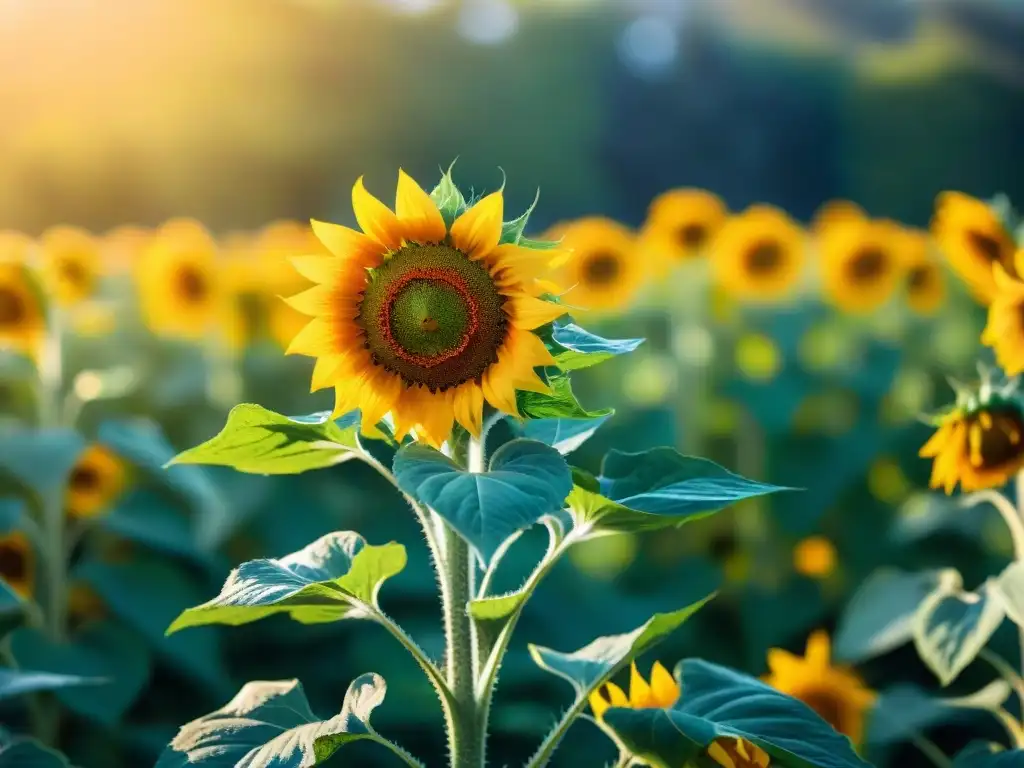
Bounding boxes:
900 228 945 315
136 218 223 340
0 531 33 599
258 220 327 350
708 737 772 768
285 171 567 447
711 205 805 302
640 188 727 265
931 191 1016 304
810 200 865 235
0 259 45 358
555 217 645 314
793 536 837 579
40 225 100 306
65 444 128 519
983 263 1024 376
588 661 680 719
219 231 267 351
764 630 876 746
920 378 1024 494
819 217 905 313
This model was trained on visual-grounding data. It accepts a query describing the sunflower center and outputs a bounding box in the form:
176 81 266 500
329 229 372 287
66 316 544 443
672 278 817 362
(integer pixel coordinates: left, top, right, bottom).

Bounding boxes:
60 258 87 287
582 252 622 286
847 247 887 284
677 223 707 249
907 265 931 292
358 243 506 392
967 229 1006 263
69 465 101 491
800 690 845 733
0 541 27 582
0 287 25 326
745 240 782 275
176 266 208 304
968 407 1024 470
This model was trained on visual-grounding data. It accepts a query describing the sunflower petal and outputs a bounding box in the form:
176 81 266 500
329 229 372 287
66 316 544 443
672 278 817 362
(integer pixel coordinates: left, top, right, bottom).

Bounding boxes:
505 293 565 330
358 371 402 436
290 254 340 285
283 285 332 316
286 318 335 356
451 191 503 259
352 177 403 251
511 327 557 368
482 364 520 416
605 682 628 707
453 382 484 436
628 662 654 708
804 630 831 668
649 661 679 708
396 169 446 244
588 690 610 719
310 220 375 261
310 354 349 392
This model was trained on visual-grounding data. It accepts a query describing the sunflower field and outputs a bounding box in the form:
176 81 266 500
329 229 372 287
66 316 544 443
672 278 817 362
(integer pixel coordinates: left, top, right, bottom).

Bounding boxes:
3 1 1024 767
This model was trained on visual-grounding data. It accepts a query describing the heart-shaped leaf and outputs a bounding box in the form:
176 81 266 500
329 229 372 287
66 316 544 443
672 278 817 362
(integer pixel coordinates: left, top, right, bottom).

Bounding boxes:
522 413 612 455
9 623 149 725
168 532 406 632
392 440 572 565
168 405 362 475
0 667 104 701
954 743 1024 767
834 568 945 663
914 569 1006 686
517 372 611 421
568 449 790 534
547 322 643 371
157 674 421 768
101 489 199 563
0 729 72 768
0 429 85 511
603 659 871 768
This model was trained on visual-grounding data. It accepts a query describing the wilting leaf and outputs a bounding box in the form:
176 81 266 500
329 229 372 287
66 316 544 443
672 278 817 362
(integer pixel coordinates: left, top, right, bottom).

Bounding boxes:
547 322 643 371
522 413 612 455
0 667 104 701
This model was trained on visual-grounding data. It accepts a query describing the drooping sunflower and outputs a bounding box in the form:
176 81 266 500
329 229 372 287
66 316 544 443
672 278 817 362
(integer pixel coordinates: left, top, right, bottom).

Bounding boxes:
763 630 876 747
136 218 223 340
920 376 1024 494
39 226 100 306
554 217 645 314
0 259 46 358
901 228 945 315
0 531 34 598
639 188 727 265
65 444 128 519
286 171 566 447
931 191 1017 303
819 216 905 313
589 661 679 719
710 205 806 301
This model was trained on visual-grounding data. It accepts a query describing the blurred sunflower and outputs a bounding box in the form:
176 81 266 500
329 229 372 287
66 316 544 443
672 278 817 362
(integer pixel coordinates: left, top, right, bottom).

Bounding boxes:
589 661 679 718
793 536 837 579
68 582 107 629
0 260 45 358
555 217 644 313
708 737 772 768
901 229 945 315
136 218 223 340
931 191 1016 303
711 205 805 301
920 378 1024 493
39 226 100 306
286 171 564 446
820 217 905 313
101 225 151 275
0 531 33 598
259 220 325 349
65 444 127 519
982 263 1024 376
220 231 266 350
764 630 875 746
640 188 727 265
810 200 864 235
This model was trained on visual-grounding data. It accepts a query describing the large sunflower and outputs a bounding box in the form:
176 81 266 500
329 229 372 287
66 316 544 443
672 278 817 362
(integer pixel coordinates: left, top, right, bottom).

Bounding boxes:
764 630 876 747
285 171 565 447
819 217 905 313
65 444 128 519
711 205 805 301
931 191 1016 303
0 259 46 358
901 228 945 315
640 188 727 265
40 226 100 306
136 218 223 340
555 217 645 313
0 531 33 598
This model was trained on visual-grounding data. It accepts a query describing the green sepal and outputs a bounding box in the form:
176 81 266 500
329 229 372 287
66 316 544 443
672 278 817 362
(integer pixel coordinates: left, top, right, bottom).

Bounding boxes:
430 163 468 229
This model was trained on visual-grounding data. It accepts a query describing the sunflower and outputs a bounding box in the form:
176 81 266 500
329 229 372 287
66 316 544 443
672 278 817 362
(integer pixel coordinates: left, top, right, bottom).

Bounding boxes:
39 226 100 306
793 536 837 579
811 200 865 235
0 259 45 358
708 737 772 768
286 171 565 447
588 661 679 719
819 217 905 313
711 205 805 301
901 228 945 315
920 379 1024 494
640 188 727 265
553 217 644 314
982 264 1024 376
101 225 151 275
219 231 266 350
258 220 324 349
0 531 33 598
764 630 876 746
136 218 223 340
65 444 128 519
931 191 1016 303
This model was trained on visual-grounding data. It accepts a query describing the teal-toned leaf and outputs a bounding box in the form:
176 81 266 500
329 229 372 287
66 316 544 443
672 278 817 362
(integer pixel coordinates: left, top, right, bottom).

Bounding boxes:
835 568 944 663
101 489 198 562
955 743 1024 767
567 449 790 533
548 322 643 371
517 372 611 421
500 189 539 245
0 729 72 768
993 560 1024 629
429 166 467 229
523 413 612 455
392 440 572 564
9 623 148 725
0 578 20 614
868 681 1013 746
0 667 104 701
603 659 871 768
0 499 23 535
914 569 1006 686
167 404 362 475
168 532 405 632
157 674 420 768
0 429 85 511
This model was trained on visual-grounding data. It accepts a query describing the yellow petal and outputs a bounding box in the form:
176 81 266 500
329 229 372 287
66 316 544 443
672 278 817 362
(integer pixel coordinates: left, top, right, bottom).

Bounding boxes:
283 285 332 316
310 354 349 392
396 169 446 244
482 364 519 415
605 682 628 707
505 293 565 330
310 220 374 261
649 661 679 707
291 254 340 285
805 630 831 668
765 648 803 680
451 191 503 259
588 690 610 719
352 177 403 251
628 662 655 708
510 327 557 368
512 370 551 396
453 382 484 436
358 371 402 436
286 318 335 357
707 741 737 768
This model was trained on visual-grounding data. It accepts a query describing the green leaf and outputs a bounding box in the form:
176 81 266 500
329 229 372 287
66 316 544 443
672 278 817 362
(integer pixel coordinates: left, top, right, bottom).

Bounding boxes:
0 667 104 701
914 568 1006 686
392 440 572 565
429 165 467 229
0 578 20 614
168 532 406 632
522 413 612 455
869 682 1013 746
517 372 611 420
101 489 199 563
603 659 872 768
547 322 643 371
9 623 148 725
157 674 420 768
955 743 1024 767
499 189 539 245
0 729 72 768
993 560 1024 629
567 449 791 533
167 404 363 475
0 429 85 511
834 568 945 663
